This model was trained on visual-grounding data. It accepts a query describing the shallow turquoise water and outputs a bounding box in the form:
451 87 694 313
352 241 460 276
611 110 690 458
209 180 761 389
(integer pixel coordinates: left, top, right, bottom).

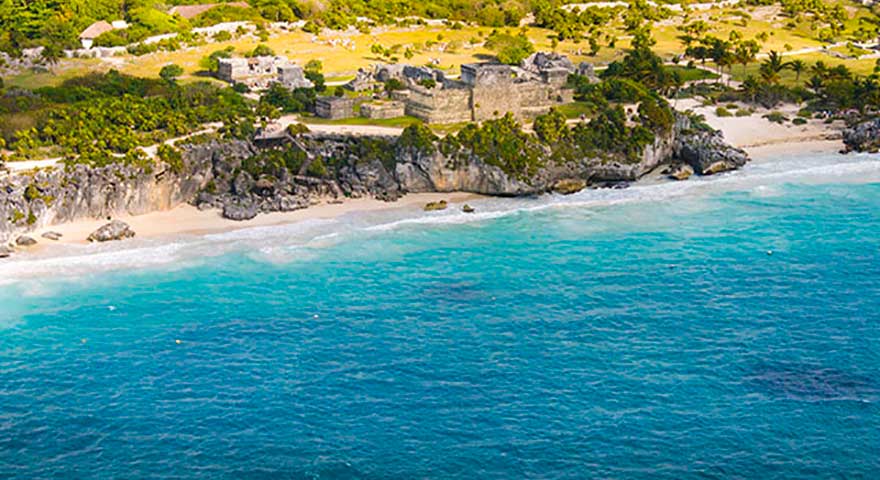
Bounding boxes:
1 153 880 478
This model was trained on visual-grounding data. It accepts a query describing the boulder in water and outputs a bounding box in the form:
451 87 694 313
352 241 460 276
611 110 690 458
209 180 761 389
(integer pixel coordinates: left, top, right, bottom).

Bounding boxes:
87 220 135 243
41 231 63 241
668 164 694 181
0 246 12 258
462 204 475 213
424 200 448 211
552 179 586 195
16 235 37 247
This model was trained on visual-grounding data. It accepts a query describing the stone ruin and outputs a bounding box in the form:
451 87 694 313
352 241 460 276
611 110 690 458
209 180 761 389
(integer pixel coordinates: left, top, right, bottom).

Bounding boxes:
217 56 313 91
315 52 591 124
407 53 580 124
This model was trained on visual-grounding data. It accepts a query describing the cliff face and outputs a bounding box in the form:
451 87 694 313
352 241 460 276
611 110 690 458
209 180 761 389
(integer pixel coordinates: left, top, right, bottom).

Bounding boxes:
0 118 749 243
0 152 213 243
192 128 680 220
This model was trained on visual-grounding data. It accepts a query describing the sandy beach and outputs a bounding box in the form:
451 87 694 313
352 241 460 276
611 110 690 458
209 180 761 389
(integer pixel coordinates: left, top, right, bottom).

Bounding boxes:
674 98 844 156
23 192 480 249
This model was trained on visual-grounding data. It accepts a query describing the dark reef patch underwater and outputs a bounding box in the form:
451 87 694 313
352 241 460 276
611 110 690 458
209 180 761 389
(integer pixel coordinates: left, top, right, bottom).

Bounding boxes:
1 151 880 479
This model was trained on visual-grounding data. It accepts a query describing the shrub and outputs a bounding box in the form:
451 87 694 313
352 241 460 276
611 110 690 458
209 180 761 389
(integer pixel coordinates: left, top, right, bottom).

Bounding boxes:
247 44 275 57
792 117 808 125
715 106 732 117
485 30 534 65
157 144 184 173
763 111 788 124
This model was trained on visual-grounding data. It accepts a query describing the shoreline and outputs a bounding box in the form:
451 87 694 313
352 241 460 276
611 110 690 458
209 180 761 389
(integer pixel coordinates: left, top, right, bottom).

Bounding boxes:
3 106 849 257
22 192 480 251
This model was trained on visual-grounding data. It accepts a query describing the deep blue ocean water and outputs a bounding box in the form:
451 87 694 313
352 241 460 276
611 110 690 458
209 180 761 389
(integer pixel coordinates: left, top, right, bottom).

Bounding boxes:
1 151 880 479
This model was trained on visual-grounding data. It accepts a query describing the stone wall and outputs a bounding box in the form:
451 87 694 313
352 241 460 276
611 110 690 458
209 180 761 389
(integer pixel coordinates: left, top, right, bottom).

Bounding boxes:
315 97 362 119
361 101 406 120
405 86 472 124
472 82 571 122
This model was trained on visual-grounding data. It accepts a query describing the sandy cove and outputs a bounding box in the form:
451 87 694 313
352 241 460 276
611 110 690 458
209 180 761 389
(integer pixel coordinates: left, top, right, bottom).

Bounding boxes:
24 192 480 248
674 98 844 158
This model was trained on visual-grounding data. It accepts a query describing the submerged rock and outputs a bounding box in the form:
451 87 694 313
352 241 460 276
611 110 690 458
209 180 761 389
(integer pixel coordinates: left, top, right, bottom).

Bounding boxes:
87 220 135 243
41 231 63 241
424 200 448 211
16 235 37 246
552 178 586 195
843 118 880 153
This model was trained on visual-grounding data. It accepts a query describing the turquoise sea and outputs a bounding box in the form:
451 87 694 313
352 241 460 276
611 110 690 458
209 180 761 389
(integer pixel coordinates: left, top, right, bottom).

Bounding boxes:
1 150 880 479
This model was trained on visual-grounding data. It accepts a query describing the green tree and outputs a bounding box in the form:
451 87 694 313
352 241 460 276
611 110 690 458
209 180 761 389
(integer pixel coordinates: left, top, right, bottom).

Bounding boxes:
485 30 534 65
159 64 184 84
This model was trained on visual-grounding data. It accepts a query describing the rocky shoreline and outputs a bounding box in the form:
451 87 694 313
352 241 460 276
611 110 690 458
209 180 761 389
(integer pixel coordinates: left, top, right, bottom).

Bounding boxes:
0 114 750 255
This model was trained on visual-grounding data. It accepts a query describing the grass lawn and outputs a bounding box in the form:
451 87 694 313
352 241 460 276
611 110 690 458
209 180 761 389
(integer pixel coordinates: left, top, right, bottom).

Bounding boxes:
302 115 423 128
556 101 595 119
667 65 720 82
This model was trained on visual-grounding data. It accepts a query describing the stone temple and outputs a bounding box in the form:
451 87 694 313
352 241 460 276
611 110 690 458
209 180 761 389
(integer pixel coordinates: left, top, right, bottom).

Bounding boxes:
217 56 313 91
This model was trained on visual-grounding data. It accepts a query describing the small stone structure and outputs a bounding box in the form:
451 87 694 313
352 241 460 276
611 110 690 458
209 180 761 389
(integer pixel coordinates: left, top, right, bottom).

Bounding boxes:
315 97 362 120
360 100 406 120
217 56 313 90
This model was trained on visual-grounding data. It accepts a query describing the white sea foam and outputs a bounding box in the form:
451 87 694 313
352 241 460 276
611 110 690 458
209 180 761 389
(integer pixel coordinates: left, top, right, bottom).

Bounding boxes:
0 151 877 285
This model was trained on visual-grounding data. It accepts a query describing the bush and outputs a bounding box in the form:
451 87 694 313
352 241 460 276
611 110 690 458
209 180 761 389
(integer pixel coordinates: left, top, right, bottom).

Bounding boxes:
715 106 732 117
247 44 275 57
485 30 534 65
213 31 233 42
792 117 808 125
157 144 184 173
200 47 235 72
763 111 788 124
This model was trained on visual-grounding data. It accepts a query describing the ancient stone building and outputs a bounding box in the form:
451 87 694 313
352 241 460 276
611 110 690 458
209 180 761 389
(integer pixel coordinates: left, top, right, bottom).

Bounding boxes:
405 84 473 124
315 97 362 119
405 54 577 124
217 56 313 90
360 100 407 120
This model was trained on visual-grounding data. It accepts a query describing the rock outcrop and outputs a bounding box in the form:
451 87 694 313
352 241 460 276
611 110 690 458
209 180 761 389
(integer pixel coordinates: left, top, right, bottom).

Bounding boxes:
675 116 749 175
843 118 880 153
87 220 135 242
0 149 212 243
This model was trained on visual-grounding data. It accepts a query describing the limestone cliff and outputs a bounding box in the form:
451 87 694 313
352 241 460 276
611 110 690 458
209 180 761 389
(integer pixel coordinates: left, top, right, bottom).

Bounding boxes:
0 118 748 244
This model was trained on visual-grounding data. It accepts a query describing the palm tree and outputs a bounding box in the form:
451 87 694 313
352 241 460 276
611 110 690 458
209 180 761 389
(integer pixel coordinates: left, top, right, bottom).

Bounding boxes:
759 50 786 85
734 39 760 75
788 59 806 83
